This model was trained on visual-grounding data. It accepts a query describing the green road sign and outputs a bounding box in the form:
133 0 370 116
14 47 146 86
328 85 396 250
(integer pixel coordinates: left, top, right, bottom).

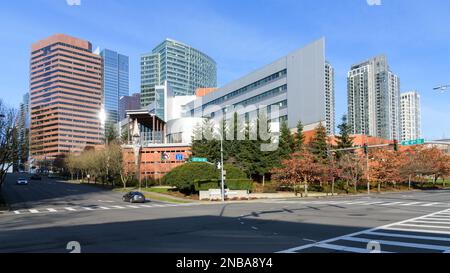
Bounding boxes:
191 157 208 163
401 139 425 146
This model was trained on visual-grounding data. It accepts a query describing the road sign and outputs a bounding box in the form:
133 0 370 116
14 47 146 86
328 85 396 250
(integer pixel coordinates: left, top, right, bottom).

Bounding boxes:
191 157 208 163
175 154 183 161
401 139 425 146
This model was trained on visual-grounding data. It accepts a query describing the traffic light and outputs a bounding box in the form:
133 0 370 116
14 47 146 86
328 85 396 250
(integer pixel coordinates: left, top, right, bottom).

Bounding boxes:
393 140 399 152
363 143 369 155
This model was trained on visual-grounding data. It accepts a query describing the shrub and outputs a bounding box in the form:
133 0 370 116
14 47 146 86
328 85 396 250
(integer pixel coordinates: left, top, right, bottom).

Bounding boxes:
226 179 253 191
162 163 219 194
162 163 248 194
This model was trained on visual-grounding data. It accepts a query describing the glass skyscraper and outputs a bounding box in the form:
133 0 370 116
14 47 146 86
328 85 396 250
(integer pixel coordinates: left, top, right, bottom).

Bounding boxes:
101 49 130 130
140 39 217 107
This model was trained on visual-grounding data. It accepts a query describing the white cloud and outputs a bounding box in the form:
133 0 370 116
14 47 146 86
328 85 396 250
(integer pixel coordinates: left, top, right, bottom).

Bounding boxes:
367 0 382 6
66 0 81 6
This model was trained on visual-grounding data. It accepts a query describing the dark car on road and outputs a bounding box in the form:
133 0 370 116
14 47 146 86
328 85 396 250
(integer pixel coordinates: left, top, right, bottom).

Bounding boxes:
122 192 146 203
16 178 29 185
30 174 42 180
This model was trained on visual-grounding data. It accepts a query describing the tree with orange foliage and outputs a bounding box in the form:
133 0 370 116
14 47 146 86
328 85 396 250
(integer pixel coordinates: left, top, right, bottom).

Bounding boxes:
368 149 406 188
272 151 324 197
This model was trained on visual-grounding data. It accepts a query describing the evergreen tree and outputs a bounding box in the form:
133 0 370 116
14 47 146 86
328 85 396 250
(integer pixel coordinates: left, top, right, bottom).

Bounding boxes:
191 119 221 163
309 123 329 161
237 114 278 181
278 120 294 159
295 120 305 152
336 115 354 149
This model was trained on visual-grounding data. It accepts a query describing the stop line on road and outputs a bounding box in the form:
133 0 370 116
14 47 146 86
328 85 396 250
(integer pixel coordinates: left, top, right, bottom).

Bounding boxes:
279 209 450 253
9 203 199 216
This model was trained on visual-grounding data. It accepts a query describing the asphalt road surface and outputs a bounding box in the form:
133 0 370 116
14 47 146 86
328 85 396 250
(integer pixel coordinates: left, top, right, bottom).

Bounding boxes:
1 173 450 253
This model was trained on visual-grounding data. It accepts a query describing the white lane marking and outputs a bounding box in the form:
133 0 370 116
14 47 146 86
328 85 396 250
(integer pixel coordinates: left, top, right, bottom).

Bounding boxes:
251 226 259 230
365 231 450 242
139 204 153 208
421 203 440 207
82 207 94 211
277 208 450 253
315 243 391 253
400 202 423 206
99 206 111 210
29 209 39 214
379 202 405 206
111 206 125 209
65 207 76 211
47 208 57 212
126 205 140 208
343 201 370 205
342 236 450 252
361 201 385 205
13 211 21 215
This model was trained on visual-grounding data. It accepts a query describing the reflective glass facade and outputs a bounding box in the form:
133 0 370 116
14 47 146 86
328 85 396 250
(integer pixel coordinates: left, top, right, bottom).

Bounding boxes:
101 49 129 129
141 39 217 107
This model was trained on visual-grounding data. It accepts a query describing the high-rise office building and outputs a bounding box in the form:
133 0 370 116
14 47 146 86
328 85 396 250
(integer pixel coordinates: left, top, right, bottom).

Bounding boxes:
30 34 103 159
100 49 129 130
325 61 335 135
347 55 401 140
140 38 217 107
400 91 421 141
119 93 141 120
17 93 30 168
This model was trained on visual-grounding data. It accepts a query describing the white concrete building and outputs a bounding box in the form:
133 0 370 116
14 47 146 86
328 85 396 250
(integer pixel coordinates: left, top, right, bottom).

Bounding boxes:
400 91 421 141
347 55 401 140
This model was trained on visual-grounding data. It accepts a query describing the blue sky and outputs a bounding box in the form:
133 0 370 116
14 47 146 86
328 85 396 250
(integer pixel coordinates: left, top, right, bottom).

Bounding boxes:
0 0 449 139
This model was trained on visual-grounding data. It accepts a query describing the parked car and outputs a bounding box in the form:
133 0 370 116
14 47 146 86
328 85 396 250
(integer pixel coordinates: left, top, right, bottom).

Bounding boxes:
16 178 29 185
122 192 146 203
30 174 42 180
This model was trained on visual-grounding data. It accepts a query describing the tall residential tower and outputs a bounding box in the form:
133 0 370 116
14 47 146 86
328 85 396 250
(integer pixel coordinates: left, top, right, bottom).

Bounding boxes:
30 34 103 159
400 91 421 141
347 55 401 140
140 39 217 107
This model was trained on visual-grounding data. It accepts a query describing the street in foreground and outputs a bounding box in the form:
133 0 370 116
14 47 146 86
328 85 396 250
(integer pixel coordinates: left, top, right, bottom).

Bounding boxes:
1 174 450 253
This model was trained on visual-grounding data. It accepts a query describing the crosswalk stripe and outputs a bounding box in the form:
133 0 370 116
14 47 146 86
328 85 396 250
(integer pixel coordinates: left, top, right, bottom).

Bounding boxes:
139 204 154 208
64 207 76 211
29 209 39 214
316 243 391 253
366 231 450 242
396 223 450 229
411 220 450 225
384 226 450 235
342 236 450 251
47 208 57 212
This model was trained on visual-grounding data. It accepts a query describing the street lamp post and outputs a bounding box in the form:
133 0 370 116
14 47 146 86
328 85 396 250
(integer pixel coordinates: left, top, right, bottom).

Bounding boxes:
433 84 449 93
220 136 225 202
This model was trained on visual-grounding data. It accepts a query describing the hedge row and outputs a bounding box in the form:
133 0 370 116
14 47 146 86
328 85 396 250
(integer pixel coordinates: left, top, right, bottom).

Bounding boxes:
195 179 253 191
